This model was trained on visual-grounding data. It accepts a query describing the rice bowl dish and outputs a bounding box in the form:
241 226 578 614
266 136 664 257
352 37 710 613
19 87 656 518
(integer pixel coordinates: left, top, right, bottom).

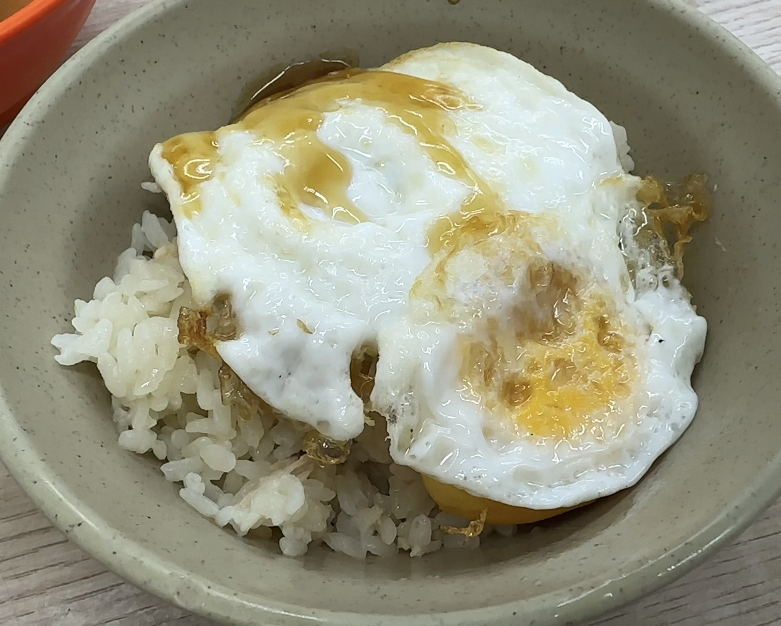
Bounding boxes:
51 42 710 559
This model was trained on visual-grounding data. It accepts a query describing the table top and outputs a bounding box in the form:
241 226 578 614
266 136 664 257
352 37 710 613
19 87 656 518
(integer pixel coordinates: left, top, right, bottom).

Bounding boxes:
2 0 781 624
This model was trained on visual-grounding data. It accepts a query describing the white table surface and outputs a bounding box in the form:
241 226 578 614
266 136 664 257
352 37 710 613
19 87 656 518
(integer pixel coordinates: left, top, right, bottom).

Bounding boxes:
1 0 781 624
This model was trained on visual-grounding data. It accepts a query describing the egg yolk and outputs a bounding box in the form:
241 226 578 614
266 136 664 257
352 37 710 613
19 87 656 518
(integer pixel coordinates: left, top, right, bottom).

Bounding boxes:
422 475 589 525
464 292 635 441
413 204 639 443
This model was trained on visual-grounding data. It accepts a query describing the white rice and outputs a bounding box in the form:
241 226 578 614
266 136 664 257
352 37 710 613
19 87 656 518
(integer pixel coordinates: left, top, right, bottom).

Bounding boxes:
52 212 486 557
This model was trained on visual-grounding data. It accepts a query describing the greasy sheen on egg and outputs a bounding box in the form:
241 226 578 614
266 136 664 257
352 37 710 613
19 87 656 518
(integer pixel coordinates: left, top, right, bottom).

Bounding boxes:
149 42 706 510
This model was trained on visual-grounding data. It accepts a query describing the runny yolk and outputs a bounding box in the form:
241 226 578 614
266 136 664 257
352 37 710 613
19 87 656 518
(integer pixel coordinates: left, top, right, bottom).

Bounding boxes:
422 475 590 525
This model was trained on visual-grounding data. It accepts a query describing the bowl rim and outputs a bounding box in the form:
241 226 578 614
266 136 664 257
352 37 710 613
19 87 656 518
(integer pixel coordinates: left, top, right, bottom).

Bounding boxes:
0 0 78 41
1 0 781 624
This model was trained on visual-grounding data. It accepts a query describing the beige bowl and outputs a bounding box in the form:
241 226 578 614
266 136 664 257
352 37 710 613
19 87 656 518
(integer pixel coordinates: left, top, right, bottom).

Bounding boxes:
1 0 780 624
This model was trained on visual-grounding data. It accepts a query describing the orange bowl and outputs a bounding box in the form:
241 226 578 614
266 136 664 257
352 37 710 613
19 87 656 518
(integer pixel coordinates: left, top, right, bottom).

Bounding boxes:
0 0 96 126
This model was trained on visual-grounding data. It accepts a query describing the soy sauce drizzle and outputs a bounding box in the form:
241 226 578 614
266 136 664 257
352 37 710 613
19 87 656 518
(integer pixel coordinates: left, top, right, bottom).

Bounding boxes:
232 50 360 122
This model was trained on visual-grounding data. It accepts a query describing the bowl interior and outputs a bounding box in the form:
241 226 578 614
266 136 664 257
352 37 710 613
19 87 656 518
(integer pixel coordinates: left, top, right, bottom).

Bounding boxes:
1 0 780 625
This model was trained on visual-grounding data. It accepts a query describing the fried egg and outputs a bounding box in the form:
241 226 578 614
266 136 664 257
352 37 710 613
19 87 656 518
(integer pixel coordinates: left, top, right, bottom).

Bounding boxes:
149 42 706 515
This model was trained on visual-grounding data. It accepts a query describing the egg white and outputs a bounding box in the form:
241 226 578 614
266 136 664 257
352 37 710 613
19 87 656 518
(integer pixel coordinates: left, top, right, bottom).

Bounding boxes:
149 42 706 509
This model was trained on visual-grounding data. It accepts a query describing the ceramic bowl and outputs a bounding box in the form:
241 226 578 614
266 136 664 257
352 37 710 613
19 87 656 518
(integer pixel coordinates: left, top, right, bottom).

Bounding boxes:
1 0 780 624
0 0 97 126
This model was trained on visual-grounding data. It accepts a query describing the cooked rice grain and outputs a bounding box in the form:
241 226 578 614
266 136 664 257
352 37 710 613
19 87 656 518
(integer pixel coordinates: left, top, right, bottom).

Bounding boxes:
52 212 486 557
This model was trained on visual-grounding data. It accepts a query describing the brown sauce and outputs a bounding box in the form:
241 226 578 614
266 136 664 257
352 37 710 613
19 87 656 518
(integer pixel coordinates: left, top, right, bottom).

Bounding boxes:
635 173 711 279
232 53 359 122
161 64 480 225
349 344 378 405
160 132 218 219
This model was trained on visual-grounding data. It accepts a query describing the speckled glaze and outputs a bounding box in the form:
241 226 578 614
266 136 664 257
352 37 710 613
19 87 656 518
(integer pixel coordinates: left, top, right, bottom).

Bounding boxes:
0 0 780 624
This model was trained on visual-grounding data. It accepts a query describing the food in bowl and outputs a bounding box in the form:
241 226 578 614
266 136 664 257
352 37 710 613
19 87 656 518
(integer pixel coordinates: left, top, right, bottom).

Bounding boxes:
52 42 709 558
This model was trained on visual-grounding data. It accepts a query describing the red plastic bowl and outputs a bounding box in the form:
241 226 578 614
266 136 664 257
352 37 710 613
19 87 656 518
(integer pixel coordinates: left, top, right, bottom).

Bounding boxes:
0 0 96 126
